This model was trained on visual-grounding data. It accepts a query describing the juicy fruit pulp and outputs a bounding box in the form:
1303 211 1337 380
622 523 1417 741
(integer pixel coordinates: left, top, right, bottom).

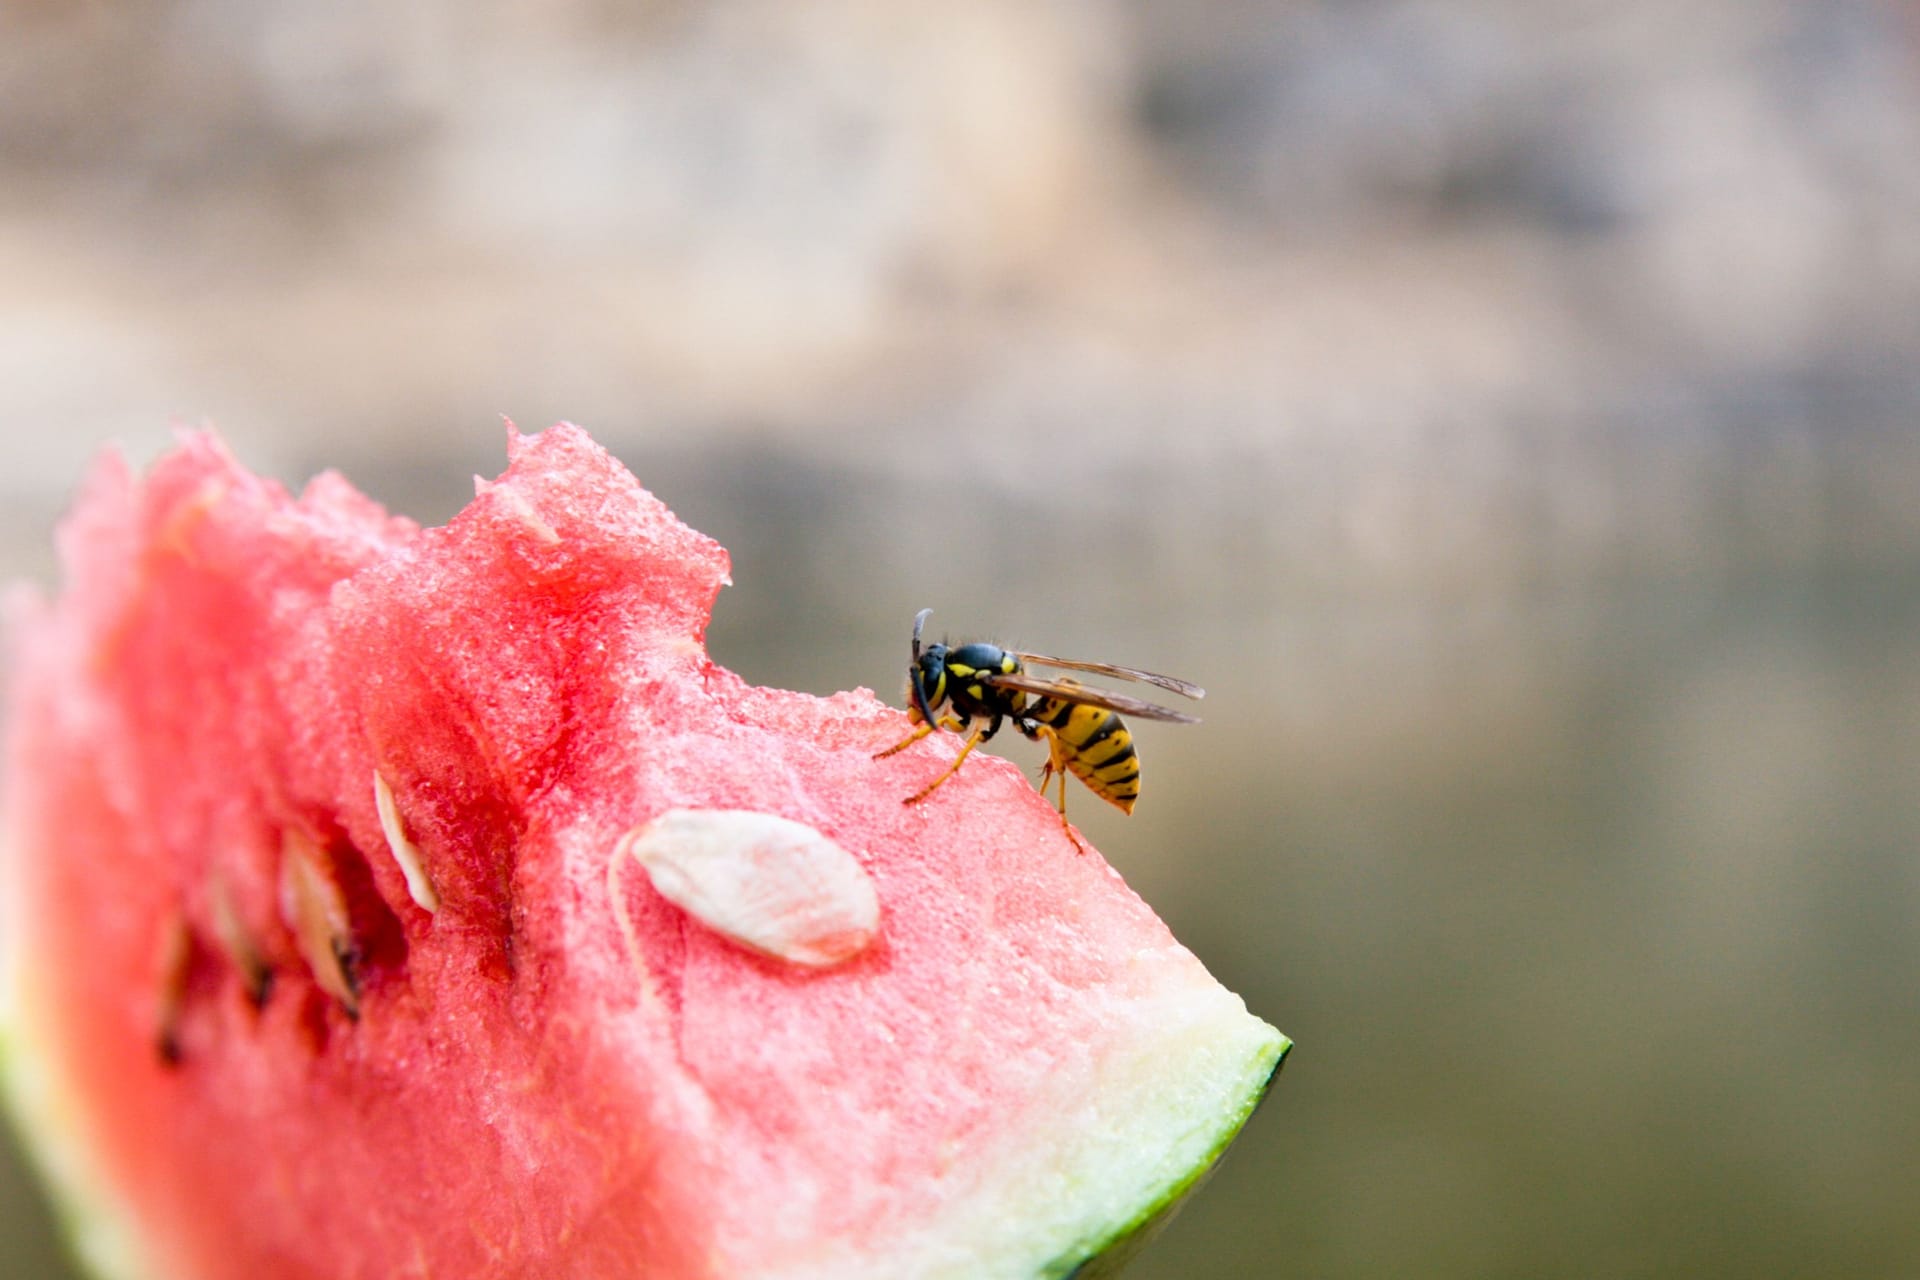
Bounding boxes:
1 425 1287 1279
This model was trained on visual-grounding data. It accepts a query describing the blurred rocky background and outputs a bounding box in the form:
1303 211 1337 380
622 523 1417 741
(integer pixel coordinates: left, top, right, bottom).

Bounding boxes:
5 1 1920 1276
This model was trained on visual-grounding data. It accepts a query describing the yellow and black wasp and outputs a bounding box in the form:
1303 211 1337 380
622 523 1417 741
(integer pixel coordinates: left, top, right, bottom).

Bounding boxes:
874 609 1203 847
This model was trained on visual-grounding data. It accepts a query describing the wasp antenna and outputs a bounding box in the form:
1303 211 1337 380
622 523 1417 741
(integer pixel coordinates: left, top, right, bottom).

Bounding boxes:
911 608 933 662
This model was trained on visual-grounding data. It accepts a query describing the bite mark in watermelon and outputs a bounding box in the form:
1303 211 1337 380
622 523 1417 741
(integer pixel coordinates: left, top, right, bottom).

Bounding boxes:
1 424 1288 1279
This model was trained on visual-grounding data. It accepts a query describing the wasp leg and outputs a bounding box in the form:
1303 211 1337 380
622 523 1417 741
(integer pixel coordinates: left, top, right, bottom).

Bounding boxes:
874 713 965 760
904 724 987 805
1042 735 1086 853
874 721 935 760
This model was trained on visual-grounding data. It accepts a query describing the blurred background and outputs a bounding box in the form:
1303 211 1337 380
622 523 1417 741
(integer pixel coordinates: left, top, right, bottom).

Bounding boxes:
4 1 1920 1275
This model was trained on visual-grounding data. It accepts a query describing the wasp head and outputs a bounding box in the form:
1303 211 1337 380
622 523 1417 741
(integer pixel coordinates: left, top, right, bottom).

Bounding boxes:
907 642 948 725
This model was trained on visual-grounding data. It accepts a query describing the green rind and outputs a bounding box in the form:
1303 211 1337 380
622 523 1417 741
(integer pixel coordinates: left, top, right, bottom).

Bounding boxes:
760 992 1287 1280
1053 1034 1290 1279
0 974 154 1280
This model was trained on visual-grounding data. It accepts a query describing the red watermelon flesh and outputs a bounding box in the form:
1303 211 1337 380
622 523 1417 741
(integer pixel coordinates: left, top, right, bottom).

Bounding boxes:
1 424 1287 1280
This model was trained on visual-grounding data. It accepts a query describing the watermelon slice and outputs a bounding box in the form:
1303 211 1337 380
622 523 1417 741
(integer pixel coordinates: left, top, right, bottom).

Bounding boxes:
0 424 1287 1280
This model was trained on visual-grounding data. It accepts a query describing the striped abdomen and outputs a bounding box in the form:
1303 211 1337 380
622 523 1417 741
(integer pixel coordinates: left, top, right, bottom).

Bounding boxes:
1031 698 1142 814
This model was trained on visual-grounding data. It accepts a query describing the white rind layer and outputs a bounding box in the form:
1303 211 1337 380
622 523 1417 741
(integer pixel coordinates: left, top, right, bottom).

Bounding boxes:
759 952 1287 1280
1 925 157 1280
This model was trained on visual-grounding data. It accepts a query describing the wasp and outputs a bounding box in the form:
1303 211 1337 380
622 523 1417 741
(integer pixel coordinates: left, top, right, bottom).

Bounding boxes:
873 609 1202 847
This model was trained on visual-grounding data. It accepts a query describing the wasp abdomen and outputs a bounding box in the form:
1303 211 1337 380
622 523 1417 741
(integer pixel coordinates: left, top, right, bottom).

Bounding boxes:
1034 699 1142 814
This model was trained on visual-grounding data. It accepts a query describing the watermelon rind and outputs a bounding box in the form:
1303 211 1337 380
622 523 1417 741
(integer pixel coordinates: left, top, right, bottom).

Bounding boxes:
757 979 1287 1280
1 934 155 1280
1058 1035 1288 1278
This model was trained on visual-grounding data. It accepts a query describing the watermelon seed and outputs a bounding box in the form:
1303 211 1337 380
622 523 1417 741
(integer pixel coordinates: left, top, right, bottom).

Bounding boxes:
208 873 273 1007
606 843 665 1019
475 475 561 545
278 830 362 1019
617 809 880 969
373 770 442 914
153 475 228 563
154 911 193 1067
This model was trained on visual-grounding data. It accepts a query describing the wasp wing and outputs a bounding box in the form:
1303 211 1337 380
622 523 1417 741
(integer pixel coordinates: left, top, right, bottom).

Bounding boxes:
1006 651 1204 700
983 671 1202 723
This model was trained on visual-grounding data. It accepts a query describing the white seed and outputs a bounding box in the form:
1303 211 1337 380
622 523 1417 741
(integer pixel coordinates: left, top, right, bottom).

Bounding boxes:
474 476 561 545
208 872 270 1005
278 830 360 1017
374 770 441 914
154 911 192 1065
619 809 879 968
